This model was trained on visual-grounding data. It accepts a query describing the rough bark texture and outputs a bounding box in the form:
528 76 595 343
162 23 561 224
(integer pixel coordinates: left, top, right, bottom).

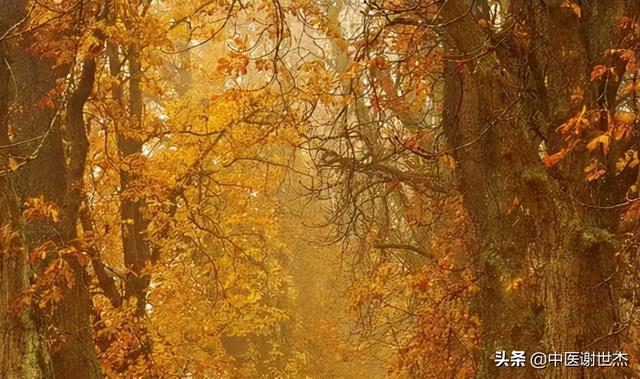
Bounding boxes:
0 2 55 377
441 0 638 377
0 121 52 377
51 58 102 379
1 2 101 378
0 181 51 378
104 30 158 373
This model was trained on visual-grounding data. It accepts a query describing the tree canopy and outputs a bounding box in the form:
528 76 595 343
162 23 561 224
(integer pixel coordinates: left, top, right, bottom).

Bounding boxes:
2 0 640 378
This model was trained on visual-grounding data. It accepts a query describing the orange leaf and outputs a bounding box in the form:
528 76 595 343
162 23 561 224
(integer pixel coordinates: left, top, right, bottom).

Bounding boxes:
590 65 608 81
561 0 581 17
542 149 568 167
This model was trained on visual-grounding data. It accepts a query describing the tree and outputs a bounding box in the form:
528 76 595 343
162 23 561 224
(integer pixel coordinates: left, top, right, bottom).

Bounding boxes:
1 0 101 378
331 0 640 377
440 1 640 377
4 0 640 378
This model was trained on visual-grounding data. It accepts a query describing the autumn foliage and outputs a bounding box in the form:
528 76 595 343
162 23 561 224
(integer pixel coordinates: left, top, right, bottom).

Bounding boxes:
3 1 640 378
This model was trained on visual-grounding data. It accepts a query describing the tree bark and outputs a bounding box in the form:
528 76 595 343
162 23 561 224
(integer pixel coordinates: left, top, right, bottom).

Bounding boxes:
440 1 636 377
0 179 52 378
0 2 54 378
1 2 102 378
0 75 52 376
117 43 152 317
51 57 102 379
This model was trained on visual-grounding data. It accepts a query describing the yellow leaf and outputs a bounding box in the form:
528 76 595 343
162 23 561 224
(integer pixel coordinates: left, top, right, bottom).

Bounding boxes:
439 154 456 169
8 158 18 171
586 135 609 152
614 111 636 124
616 156 629 173
50 207 59 223
570 3 581 17
506 277 523 291
561 0 581 17
584 160 606 181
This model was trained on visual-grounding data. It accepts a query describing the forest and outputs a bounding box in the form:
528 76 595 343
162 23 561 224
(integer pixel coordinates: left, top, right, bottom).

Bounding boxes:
2 0 640 378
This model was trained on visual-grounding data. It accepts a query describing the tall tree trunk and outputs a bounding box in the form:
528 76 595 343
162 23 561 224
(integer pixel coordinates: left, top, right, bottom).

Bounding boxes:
52 57 102 379
0 3 54 378
105 11 155 370
118 43 151 316
442 52 544 379
527 2 633 378
1 1 102 378
441 1 636 377
107 29 156 373
0 55 52 377
0 5 54 376
0 181 52 378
